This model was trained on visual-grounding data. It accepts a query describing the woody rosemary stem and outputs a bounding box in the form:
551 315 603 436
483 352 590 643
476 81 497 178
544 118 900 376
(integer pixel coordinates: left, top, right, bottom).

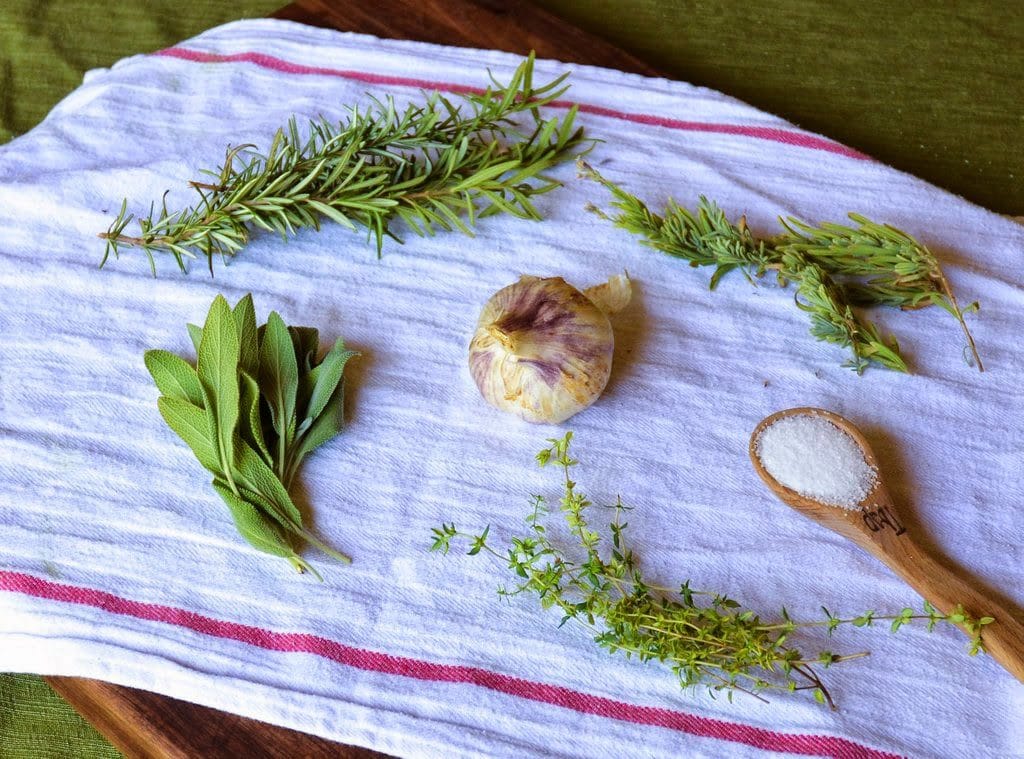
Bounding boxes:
934 265 984 371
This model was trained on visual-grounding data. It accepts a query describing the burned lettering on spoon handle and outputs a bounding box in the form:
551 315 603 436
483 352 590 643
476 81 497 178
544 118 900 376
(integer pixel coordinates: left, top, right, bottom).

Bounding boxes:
861 505 906 536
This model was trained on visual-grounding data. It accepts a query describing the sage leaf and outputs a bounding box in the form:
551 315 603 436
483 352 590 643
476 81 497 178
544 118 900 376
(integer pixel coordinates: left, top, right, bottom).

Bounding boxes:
147 292 355 576
239 371 272 468
234 440 304 529
259 310 299 451
212 481 296 559
197 295 241 476
187 323 203 354
289 326 320 373
233 293 260 378
156 396 219 473
290 378 345 474
145 349 204 407
305 339 358 425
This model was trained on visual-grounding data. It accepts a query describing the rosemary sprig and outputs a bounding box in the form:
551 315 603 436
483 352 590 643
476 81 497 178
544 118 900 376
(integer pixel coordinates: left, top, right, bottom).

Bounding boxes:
580 161 982 373
432 433 988 707
100 54 587 274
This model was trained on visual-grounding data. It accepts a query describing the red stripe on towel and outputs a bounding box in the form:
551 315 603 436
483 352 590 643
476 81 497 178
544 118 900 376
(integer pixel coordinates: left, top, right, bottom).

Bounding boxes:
1 570 897 759
153 47 870 161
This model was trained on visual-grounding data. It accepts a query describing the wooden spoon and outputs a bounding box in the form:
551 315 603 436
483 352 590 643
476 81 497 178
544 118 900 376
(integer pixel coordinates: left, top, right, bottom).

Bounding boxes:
749 406 1024 684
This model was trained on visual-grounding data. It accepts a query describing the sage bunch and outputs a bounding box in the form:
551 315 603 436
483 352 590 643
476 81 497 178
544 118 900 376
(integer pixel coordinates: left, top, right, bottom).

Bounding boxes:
146 294 356 577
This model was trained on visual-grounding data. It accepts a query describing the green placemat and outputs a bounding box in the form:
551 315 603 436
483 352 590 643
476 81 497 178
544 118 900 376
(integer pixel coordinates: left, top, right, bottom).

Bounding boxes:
0 0 281 143
536 0 1024 215
0 674 121 759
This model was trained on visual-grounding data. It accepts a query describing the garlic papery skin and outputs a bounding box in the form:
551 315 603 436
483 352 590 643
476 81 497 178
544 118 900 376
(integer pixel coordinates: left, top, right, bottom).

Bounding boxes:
468 274 631 423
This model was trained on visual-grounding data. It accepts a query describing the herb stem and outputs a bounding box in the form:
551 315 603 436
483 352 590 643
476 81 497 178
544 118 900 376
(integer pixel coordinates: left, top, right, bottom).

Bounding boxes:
296 529 352 565
933 264 984 370
581 161 982 373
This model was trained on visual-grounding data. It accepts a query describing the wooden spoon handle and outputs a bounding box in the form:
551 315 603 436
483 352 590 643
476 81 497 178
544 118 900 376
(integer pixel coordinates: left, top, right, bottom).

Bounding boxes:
866 537 1024 684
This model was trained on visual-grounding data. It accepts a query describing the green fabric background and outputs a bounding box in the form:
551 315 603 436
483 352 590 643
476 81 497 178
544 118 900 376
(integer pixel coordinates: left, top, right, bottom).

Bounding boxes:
0 1 1020 755
0 674 120 759
541 0 1023 215
2 2 1021 212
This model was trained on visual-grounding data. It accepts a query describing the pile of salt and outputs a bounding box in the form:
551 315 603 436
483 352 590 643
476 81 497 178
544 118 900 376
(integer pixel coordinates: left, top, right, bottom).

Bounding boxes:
755 414 877 509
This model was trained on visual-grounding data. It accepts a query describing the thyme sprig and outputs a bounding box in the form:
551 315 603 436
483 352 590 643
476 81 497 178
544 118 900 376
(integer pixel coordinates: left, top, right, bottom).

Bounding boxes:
432 433 989 707
100 54 587 274
580 161 981 373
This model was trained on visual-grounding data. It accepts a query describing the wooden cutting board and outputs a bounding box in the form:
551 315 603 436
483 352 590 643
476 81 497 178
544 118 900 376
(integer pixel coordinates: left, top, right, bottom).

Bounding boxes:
45 1 660 756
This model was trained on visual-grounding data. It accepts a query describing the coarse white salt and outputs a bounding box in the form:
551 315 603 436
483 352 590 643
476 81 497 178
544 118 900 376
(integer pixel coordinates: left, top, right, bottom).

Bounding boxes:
755 414 877 509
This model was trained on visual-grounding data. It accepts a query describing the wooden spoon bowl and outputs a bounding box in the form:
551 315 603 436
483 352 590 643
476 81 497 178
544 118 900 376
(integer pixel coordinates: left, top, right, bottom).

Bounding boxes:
750 407 1024 684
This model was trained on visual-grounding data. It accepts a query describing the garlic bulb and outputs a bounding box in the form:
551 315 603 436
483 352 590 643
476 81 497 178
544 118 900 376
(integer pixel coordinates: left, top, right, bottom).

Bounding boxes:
468 273 631 423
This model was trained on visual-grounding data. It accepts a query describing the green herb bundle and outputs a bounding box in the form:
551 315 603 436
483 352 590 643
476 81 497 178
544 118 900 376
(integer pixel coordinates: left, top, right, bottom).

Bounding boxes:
580 161 981 374
432 433 987 707
100 54 587 274
146 294 356 577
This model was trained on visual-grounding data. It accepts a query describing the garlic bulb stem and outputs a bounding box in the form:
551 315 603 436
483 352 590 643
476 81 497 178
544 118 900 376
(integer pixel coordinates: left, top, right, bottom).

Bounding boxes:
486 325 519 354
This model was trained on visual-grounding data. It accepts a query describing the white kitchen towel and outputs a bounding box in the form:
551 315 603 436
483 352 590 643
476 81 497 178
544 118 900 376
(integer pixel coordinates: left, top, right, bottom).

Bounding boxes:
0 19 1021 759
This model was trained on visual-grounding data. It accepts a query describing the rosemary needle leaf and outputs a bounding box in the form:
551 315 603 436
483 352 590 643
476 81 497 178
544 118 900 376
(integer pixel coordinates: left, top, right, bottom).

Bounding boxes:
581 161 981 373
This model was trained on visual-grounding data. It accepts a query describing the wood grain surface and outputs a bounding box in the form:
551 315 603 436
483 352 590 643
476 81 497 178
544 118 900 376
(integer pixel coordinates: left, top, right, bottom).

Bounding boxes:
46 1 658 755
48 677 385 759
274 0 660 75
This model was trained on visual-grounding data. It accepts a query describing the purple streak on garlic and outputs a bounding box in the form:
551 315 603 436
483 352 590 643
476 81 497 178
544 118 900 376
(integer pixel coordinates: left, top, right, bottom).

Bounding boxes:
468 274 631 423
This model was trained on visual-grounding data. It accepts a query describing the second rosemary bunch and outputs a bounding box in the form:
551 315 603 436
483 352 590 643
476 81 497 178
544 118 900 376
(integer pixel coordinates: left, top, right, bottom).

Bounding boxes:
100 54 587 274
580 161 981 373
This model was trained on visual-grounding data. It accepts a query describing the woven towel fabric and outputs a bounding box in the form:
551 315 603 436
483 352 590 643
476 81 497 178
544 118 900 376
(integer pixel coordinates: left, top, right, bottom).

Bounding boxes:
0 19 1021 759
